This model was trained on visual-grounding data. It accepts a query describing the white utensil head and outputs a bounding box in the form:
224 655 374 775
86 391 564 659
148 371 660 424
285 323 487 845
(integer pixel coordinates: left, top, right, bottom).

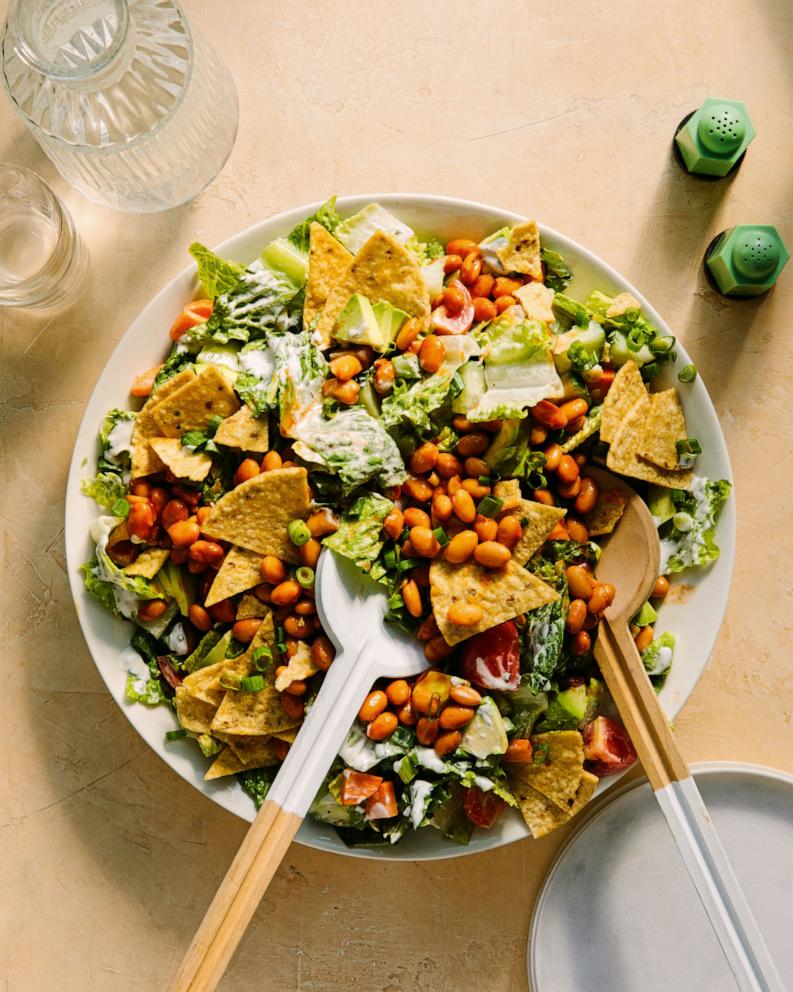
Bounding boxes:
315 551 430 680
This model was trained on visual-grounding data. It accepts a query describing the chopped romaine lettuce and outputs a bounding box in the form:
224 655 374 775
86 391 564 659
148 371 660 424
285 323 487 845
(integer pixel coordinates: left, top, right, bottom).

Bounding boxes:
80 560 116 613
521 599 566 693
90 515 159 616
81 472 128 511
642 631 675 681
660 478 731 573
406 235 445 263
124 629 167 706
483 419 546 481
202 260 303 344
380 372 454 435
560 405 603 453
238 767 278 808
540 247 572 292
335 203 414 254
189 242 245 298
506 684 549 739
323 494 394 581
99 409 136 469
263 330 327 435
429 782 474 844
287 196 341 253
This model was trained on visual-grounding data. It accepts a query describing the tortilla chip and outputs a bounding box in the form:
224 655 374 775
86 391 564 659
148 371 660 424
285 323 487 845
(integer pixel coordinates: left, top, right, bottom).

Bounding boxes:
236 593 269 620
304 223 353 331
149 366 239 437
493 479 522 512
497 220 542 280
214 405 270 453
515 281 555 323
174 686 218 735
636 389 688 470
181 661 227 708
510 500 567 567
512 731 585 812
570 770 599 816
606 292 640 318
510 779 571 838
585 487 628 537
201 467 310 561
130 368 197 478
148 437 212 481
272 727 299 744
315 231 430 348
430 559 559 646
205 546 263 608
205 747 247 780
600 361 646 444
210 676 301 737
607 398 693 490
123 547 170 579
274 641 318 692
215 733 281 767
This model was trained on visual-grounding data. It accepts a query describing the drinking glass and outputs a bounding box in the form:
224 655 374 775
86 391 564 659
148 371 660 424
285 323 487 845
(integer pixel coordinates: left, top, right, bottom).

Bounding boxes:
0 163 86 309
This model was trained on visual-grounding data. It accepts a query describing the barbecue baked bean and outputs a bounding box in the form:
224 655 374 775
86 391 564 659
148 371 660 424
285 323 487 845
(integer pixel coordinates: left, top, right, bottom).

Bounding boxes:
294 598 316 616
474 516 498 542
232 618 262 643
395 317 423 351
410 442 439 475
386 680 411 707
456 432 489 457
459 252 482 286
410 526 441 558
495 295 517 313
532 400 567 430
566 518 589 544
373 358 395 395
284 614 314 638
444 253 463 273
439 706 476 730
299 538 321 568
188 540 225 567
322 378 359 405
569 630 592 656
188 604 212 631
445 238 479 257
416 716 440 746
401 579 423 618
493 276 523 298
416 614 439 640
472 297 497 322
404 507 431 529
431 492 453 523
544 443 563 472
383 507 405 540
138 599 167 622
329 354 363 381
461 478 490 500
307 509 339 538
559 398 589 421
262 450 283 471
451 489 476 523
566 565 595 601
442 283 468 314
447 602 484 627
271 579 301 605
635 625 654 652
496 515 523 549
651 576 670 600
436 453 463 479
168 518 200 547
128 501 155 541
434 731 463 756
445 529 479 563
471 273 495 298
565 599 588 634
234 458 260 485
261 556 286 584
424 635 454 663
419 335 445 373
557 455 580 484
474 541 511 568
311 635 335 671
532 489 555 507
208 599 235 624
367 711 398 741
450 684 482 706
359 690 388 722
558 477 582 499
587 582 615 615
574 477 599 515
280 692 305 720
403 477 433 503
398 701 417 726
464 457 490 478
446 475 462 497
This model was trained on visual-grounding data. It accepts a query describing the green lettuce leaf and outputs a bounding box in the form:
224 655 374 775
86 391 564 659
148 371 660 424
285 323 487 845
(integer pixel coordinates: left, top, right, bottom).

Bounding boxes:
323 493 393 580
266 330 327 435
124 628 167 706
642 631 675 682
483 419 546 481
663 479 731 573
81 473 128 512
287 196 341 253
521 599 566 693
80 560 116 613
379 372 454 435
239 767 279 808
540 247 572 292
189 242 245 297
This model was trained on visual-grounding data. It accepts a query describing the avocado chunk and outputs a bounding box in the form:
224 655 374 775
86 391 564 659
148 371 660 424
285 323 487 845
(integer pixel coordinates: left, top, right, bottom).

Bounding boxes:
648 485 676 525
556 683 589 722
460 695 508 759
334 294 408 352
452 361 486 414
633 601 658 627
202 629 234 668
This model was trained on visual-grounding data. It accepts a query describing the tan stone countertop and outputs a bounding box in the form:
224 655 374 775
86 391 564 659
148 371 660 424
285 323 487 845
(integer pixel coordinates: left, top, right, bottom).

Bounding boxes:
2 0 792 988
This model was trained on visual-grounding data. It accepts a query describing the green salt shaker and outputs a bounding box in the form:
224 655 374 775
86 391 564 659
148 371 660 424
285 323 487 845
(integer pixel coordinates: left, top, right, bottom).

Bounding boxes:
705 226 789 297
674 99 755 177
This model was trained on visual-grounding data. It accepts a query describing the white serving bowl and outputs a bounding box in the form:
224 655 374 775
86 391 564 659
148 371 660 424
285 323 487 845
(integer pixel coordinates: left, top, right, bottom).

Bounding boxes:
65 194 735 861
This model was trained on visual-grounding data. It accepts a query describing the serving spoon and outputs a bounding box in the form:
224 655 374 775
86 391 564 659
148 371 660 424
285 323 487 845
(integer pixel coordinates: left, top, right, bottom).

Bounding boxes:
168 551 429 992
588 466 782 992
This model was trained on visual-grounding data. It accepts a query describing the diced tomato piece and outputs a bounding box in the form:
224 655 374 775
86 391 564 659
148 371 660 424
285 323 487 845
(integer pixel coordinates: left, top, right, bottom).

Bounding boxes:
130 364 164 397
503 738 533 763
431 280 474 335
459 620 521 691
340 768 382 806
463 786 506 828
583 716 637 777
169 298 214 341
365 780 398 821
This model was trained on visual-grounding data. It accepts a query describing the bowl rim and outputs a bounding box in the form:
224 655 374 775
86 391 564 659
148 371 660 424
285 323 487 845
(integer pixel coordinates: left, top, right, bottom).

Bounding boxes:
64 192 735 862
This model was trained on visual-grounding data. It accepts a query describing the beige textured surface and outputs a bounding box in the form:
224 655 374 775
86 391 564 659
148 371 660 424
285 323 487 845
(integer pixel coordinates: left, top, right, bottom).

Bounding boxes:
2 1 792 989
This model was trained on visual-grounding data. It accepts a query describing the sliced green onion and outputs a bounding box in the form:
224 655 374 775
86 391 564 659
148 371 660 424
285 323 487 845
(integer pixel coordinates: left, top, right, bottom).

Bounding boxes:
296 566 315 589
478 475 491 485
387 593 404 611
383 549 397 570
432 527 450 547
678 364 697 383
287 519 312 546
477 495 503 518
111 497 131 519
650 335 675 354
672 511 694 533
166 729 187 742
181 430 205 450
676 438 702 456
251 645 273 671
206 414 223 436
220 673 241 691
239 675 265 692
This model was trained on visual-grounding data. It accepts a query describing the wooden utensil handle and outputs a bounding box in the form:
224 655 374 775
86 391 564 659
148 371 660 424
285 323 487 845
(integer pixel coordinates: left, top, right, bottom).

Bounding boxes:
168 798 302 992
594 617 689 790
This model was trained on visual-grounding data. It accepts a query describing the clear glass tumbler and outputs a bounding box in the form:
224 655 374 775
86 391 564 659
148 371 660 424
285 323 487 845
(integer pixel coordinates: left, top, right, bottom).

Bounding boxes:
0 163 86 309
1 0 239 213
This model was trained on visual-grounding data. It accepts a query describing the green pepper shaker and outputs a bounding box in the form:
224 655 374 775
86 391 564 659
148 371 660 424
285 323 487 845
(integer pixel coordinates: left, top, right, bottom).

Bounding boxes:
674 99 755 177
705 226 789 297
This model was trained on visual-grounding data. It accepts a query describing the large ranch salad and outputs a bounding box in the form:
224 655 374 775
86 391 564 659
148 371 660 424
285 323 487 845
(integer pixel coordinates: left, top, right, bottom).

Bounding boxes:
80 198 730 845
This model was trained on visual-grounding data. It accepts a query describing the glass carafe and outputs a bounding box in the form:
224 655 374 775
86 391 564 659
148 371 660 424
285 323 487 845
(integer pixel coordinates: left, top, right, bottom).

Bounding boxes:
1 0 238 213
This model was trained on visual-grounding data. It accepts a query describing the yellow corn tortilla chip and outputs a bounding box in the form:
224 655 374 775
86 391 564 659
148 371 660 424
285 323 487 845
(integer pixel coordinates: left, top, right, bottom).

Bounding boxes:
493 479 522 512
130 368 197 478
150 366 239 436
636 389 688 470
123 547 170 579
606 292 640 318
515 281 555 323
510 731 585 813
214 405 269 453
510 500 568 567
304 222 353 330
205 546 263 608
181 661 227 708
314 231 430 348
585 487 628 537
236 593 269 620
210 675 301 737
607 398 693 490
272 727 299 744
274 641 318 692
215 732 281 767
570 769 599 816
201 467 310 562
174 686 218 735
430 559 559 647
509 779 571 839
600 361 646 444
205 747 246 780
497 220 542 280
148 437 212 481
